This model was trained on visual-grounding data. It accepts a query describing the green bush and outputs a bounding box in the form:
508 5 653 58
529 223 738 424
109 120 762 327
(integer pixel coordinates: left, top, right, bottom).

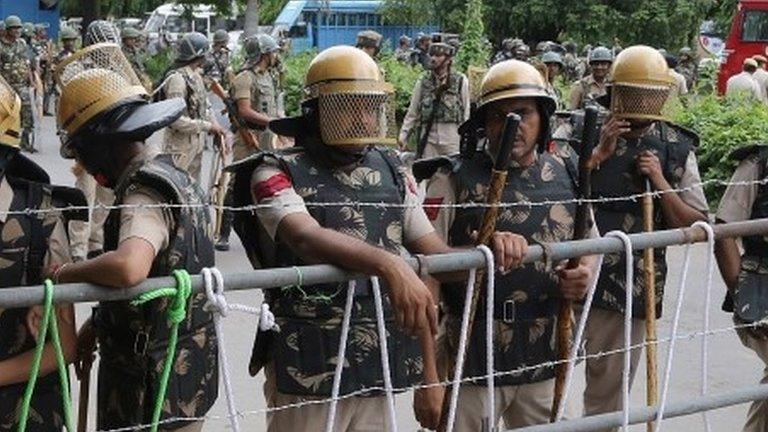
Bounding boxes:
145 48 175 83
282 50 317 117
668 93 768 207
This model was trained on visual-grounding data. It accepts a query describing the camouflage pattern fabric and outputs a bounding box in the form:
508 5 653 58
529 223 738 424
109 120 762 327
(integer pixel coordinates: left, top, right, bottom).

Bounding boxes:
492 50 515 65
676 60 698 91
96 155 218 430
395 47 412 63
418 71 466 126
236 146 423 397
442 149 578 386
231 67 279 157
203 48 231 88
0 38 33 137
591 131 693 319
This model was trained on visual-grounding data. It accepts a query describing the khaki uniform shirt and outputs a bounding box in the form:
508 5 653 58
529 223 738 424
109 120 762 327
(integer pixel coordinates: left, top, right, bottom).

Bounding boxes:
726 71 763 102
717 156 761 223
753 68 768 101
399 74 471 158
669 70 689 99
569 75 607 110
163 66 214 160
232 66 280 158
250 158 435 243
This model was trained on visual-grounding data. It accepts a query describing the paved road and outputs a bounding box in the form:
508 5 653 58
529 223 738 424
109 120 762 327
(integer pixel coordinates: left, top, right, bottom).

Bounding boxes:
26 114 759 431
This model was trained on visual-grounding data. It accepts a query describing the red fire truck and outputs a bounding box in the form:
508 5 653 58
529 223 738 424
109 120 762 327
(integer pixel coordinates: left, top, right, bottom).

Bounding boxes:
718 0 768 94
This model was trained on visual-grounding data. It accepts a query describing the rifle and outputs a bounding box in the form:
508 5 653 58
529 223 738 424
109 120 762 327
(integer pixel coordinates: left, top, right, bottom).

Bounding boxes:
438 113 521 431
550 105 601 421
416 74 451 159
209 80 260 150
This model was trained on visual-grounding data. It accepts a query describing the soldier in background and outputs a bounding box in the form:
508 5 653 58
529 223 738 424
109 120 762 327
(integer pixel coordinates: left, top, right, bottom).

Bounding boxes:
726 58 764 102
0 72 82 432
562 41 584 82
55 41 218 432
0 16 35 152
44 27 78 117
33 24 52 116
0 22 5 40
121 27 151 90
492 38 517 65
216 34 283 251
395 35 412 62
203 29 233 89
752 55 768 101
411 33 431 69
715 143 768 432
399 38 470 158
542 51 565 109
569 46 613 110
160 32 227 183
676 47 698 90
665 53 689 100
356 29 383 60
514 43 531 62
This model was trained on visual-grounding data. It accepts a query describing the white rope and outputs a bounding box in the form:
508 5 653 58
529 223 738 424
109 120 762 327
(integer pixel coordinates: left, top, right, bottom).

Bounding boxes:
555 253 605 421
654 228 695 431
324 280 356 432
605 231 634 432
371 276 398 432
445 268 477 432
694 221 715 432
201 267 241 432
479 245 496 430
2 178 765 216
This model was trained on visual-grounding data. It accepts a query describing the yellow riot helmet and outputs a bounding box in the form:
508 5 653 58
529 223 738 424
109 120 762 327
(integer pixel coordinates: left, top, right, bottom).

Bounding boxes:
478 59 557 115
0 74 21 149
303 46 395 146
55 42 184 158
608 45 675 121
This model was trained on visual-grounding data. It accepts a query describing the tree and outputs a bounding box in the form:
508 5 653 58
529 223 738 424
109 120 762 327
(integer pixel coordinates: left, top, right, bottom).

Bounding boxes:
455 0 490 72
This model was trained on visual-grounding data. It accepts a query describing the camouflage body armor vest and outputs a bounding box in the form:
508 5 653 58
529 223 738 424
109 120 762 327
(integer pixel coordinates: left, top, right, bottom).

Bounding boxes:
0 39 31 90
444 150 577 386
591 125 694 319
95 154 218 430
236 146 423 397
419 71 465 126
0 156 86 432
729 146 768 323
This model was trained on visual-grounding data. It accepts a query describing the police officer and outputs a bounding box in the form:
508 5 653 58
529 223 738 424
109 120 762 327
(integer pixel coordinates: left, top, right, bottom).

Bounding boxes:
715 144 768 432
43 27 78 116
417 59 595 429
395 35 412 62
356 29 383 59
411 33 431 68
53 41 218 432
0 16 35 152
580 46 708 428
665 53 689 100
676 46 698 90
0 73 82 432
399 39 470 158
229 46 527 431
542 51 565 109
215 34 283 251
493 38 517 65
569 46 613 110
32 24 51 116
752 54 768 101
160 32 226 183
203 29 233 89
121 26 150 90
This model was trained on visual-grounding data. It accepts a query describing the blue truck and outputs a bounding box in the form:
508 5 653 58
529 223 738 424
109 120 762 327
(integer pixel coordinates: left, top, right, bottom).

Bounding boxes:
274 0 438 53
0 0 60 39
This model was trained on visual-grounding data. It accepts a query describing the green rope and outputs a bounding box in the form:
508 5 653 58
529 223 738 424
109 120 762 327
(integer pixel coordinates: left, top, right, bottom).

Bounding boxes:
280 266 342 305
130 269 192 432
17 280 74 432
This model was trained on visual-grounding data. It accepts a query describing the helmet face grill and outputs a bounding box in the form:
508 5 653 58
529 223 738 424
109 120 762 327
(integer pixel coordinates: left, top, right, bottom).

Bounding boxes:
610 83 671 121
0 74 21 148
84 21 120 46
315 81 396 146
56 43 147 136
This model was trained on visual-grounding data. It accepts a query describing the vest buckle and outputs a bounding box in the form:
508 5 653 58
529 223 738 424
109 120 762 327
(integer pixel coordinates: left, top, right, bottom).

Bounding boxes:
503 300 516 324
134 330 149 356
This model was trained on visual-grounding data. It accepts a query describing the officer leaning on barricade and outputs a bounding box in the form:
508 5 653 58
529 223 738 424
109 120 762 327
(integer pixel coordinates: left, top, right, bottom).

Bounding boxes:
51 42 218 432
202 29 233 89
399 36 470 158
415 59 596 429
576 45 708 426
569 46 613 110
715 144 768 432
227 46 530 431
0 16 35 153
158 32 227 183
0 73 85 431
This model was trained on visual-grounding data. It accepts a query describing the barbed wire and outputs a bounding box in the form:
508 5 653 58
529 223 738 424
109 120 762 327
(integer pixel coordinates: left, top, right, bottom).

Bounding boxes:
89 318 765 432
2 178 766 217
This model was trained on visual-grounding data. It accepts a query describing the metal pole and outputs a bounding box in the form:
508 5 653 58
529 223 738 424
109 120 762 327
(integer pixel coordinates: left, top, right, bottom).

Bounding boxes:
1 218 766 309
512 383 768 432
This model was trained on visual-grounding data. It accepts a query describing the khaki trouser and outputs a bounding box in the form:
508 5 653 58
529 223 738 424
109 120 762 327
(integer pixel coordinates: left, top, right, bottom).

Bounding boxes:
422 140 459 159
69 167 114 260
454 378 577 430
737 323 768 432
579 307 645 432
263 364 392 432
164 131 205 183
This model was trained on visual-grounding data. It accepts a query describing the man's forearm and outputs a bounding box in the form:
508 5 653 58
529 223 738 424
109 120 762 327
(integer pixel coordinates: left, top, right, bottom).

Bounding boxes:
656 177 707 228
716 236 742 292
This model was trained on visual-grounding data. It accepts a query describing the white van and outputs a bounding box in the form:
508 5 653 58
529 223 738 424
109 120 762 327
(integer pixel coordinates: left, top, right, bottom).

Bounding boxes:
144 3 217 43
